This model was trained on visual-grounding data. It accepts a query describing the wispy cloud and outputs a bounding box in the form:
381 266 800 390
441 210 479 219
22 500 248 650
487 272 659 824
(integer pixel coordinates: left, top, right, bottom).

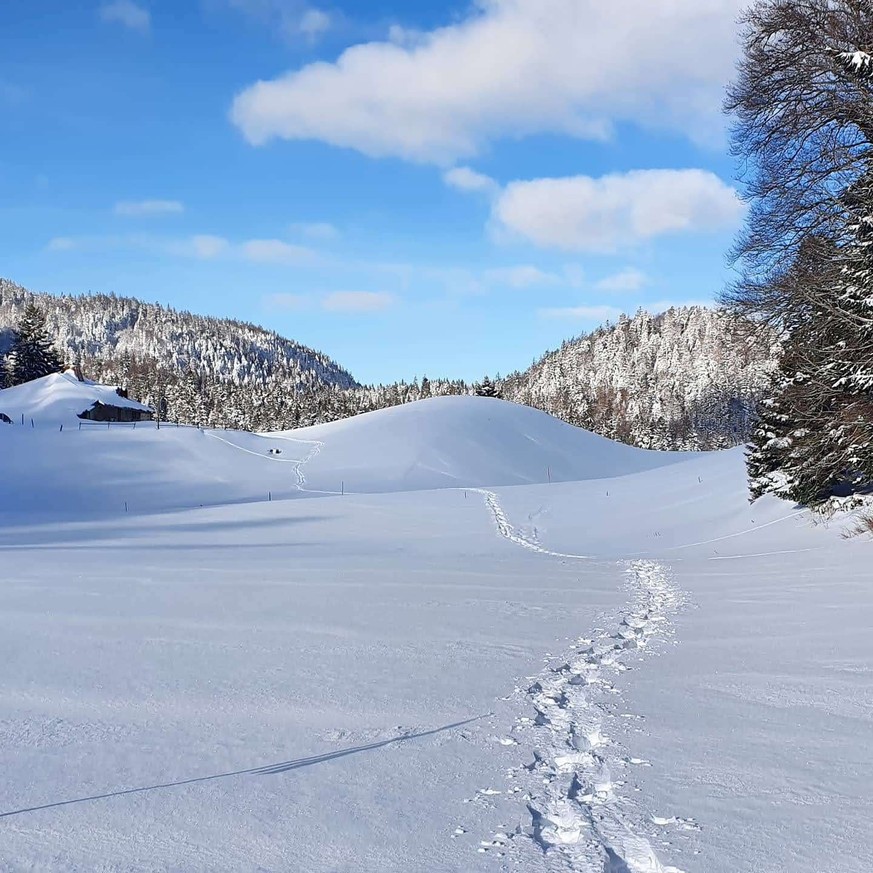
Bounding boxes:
322 291 395 313
222 1 333 43
114 199 184 217
289 221 340 241
298 8 331 38
169 234 230 259
45 231 319 265
263 292 312 310
483 265 563 289
99 1 151 33
595 268 649 292
241 238 316 265
443 166 498 196
47 237 78 252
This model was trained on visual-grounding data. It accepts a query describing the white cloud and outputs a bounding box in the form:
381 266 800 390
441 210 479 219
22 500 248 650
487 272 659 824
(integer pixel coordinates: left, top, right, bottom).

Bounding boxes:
322 291 395 313
99 1 150 32
299 8 331 38
230 0 744 163
443 166 498 195
114 199 184 217
290 221 340 240
492 169 744 253
539 304 623 322
241 238 315 265
484 265 562 289
596 268 649 292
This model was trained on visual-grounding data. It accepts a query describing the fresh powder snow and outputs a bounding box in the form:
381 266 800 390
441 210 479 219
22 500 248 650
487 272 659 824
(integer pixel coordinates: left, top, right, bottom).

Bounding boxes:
0 393 870 872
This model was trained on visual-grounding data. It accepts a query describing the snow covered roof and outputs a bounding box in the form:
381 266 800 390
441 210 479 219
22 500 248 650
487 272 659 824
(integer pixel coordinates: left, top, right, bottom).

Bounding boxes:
0 371 152 425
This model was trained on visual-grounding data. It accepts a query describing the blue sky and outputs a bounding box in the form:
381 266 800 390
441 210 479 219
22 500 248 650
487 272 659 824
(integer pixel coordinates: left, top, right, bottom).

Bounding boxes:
2 0 747 383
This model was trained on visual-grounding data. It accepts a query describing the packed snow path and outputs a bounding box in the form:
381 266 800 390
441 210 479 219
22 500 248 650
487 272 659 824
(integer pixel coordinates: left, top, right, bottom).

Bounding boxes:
468 488 688 871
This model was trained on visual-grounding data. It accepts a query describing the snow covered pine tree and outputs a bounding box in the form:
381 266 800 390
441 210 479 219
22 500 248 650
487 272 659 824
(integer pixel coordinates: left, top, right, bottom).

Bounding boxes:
8 303 64 386
475 376 501 398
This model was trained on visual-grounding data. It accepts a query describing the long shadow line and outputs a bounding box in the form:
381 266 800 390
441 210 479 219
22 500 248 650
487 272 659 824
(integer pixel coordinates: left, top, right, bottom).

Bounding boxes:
0 714 488 820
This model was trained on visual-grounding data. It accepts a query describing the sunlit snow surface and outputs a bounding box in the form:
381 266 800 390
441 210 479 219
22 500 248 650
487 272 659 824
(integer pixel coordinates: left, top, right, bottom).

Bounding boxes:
1 396 870 872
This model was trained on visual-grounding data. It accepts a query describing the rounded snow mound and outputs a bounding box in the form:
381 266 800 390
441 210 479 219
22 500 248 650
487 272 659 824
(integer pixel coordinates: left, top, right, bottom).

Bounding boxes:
277 396 696 492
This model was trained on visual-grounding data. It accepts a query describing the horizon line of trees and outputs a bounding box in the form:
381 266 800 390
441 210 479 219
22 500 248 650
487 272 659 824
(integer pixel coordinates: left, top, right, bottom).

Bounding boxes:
1 296 774 453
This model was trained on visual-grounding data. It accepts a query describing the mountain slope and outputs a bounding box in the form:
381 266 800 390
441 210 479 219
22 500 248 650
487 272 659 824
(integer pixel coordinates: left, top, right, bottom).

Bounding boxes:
500 307 779 450
0 277 357 430
1 280 777 448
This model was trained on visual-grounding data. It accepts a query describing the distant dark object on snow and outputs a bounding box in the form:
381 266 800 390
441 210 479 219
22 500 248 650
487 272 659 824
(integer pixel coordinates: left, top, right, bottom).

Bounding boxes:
0 412 11 424
268 447 282 455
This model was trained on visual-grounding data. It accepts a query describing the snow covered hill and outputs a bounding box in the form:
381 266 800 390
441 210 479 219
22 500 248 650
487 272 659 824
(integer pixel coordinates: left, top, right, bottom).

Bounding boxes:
1 388 869 873
1 395 694 517
276 395 694 492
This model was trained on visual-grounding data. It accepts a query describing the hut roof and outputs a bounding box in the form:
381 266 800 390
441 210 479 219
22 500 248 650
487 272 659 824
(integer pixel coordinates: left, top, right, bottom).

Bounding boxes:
0 371 152 426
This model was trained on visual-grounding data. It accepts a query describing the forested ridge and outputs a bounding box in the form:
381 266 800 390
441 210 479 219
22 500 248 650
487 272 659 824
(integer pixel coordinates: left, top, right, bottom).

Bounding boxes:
1 277 776 448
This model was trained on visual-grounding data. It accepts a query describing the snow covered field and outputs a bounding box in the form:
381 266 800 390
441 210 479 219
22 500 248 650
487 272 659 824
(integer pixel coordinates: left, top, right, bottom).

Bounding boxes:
1 392 870 872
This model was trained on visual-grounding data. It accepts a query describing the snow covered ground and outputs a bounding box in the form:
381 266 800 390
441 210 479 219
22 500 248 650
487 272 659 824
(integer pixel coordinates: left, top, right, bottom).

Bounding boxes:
0 394 870 872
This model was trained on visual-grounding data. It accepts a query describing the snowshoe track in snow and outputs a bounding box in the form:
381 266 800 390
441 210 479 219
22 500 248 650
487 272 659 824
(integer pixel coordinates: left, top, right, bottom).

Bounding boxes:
467 488 593 560
204 431 331 494
470 487 688 872
507 561 687 872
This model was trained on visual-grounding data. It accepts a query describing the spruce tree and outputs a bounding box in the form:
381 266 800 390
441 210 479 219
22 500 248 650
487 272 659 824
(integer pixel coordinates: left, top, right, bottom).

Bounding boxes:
475 376 500 398
747 378 793 501
9 304 64 385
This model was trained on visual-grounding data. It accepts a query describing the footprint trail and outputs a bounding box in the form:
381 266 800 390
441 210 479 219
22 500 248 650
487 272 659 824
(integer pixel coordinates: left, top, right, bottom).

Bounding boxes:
469 487 689 872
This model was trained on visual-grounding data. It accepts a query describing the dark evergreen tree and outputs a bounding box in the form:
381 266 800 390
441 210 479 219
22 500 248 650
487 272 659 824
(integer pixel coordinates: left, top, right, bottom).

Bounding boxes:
0 354 8 390
475 376 501 398
747 373 793 502
9 303 64 385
